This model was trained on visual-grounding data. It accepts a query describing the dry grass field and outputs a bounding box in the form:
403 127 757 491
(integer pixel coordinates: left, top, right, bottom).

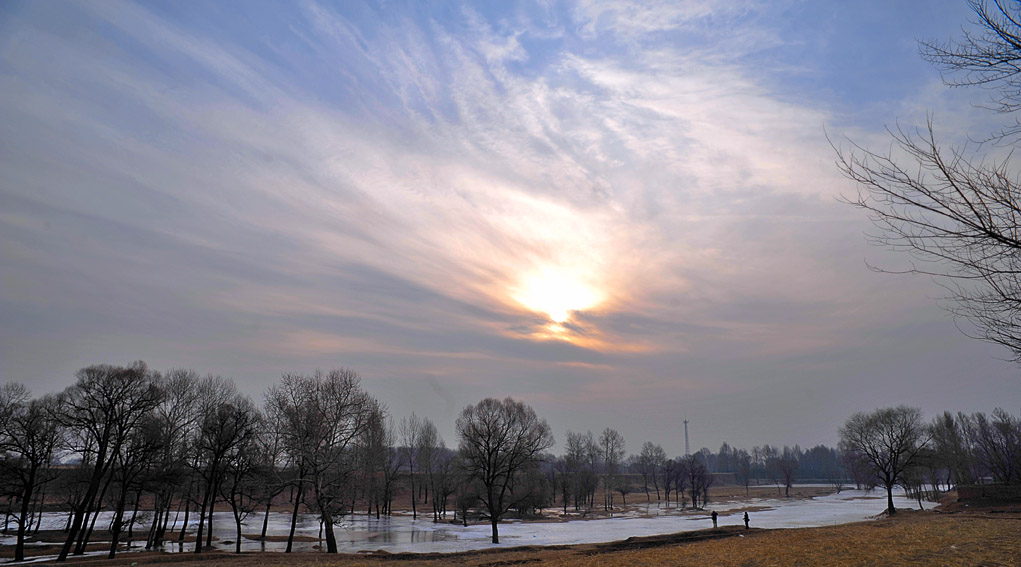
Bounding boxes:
20 505 1019 567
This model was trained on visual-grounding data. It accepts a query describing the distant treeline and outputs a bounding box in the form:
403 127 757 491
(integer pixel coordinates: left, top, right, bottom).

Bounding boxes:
2 362 1019 559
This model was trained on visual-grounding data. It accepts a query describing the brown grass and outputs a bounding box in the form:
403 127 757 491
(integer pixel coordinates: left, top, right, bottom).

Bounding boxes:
21 508 1019 567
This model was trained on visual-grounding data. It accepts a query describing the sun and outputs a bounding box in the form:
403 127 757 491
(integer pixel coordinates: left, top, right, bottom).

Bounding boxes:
512 267 603 323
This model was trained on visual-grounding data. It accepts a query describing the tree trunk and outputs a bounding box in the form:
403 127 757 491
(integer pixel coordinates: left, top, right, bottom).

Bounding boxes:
77 471 114 555
324 513 338 553
285 478 303 553
260 500 271 540
206 488 215 549
232 501 243 554
410 474 417 519
178 494 191 542
32 482 48 535
490 518 499 544
886 484 896 515
234 514 242 554
193 482 212 553
108 491 128 559
127 491 141 539
58 454 106 562
146 500 161 549
159 503 171 544
14 466 36 562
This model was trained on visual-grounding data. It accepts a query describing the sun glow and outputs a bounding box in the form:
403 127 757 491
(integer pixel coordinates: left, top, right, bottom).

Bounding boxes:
512 268 603 323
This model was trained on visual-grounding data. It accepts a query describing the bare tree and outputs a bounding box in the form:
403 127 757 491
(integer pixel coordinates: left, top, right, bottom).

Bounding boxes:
455 397 554 544
778 446 799 497
378 414 404 517
735 450 752 497
551 455 571 514
0 390 62 562
921 0 1021 120
106 413 162 559
616 455 633 505
837 0 1021 361
637 442 666 501
682 454 712 509
761 444 782 495
266 369 374 554
265 375 314 553
839 406 930 515
144 369 201 550
562 431 585 510
430 446 456 520
415 419 447 521
399 413 424 520
355 402 392 518
598 428 625 511
453 460 480 527
253 409 288 540
55 362 159 562
963 408 1021 484
0 383 29 434
929 411 978 487
190 377 257 553
217 405 262 554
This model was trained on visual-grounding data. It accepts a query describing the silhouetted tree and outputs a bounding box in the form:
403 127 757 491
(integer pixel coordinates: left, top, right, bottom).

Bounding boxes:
55 362 159 562
0 389 62 562
191 377 257 553
638 442 666 500
399 413 424 520
778 447 799 497
455 397 553 543
217 406 262 554
735 450 752 497
599 428 625 511
838 0 1021 361
962 408 1021 484
107 412 162 559
682 455 712 509
266 369 374 554
839 406 930 514
929 411 977 487
144 369 201 550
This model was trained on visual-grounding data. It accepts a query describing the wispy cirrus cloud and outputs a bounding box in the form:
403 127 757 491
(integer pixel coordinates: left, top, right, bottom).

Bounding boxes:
1 0 1016 451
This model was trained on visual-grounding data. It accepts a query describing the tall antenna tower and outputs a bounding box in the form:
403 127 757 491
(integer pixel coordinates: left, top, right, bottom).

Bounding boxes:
684 418 690 456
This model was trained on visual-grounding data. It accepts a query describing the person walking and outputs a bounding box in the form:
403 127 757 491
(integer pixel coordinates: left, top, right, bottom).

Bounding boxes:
711 510 718 528
743 512 750 529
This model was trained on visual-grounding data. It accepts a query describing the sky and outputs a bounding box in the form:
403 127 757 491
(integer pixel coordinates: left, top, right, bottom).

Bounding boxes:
1 0 1019 455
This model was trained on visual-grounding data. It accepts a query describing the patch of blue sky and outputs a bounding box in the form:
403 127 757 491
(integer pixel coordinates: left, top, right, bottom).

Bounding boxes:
740 1 977 124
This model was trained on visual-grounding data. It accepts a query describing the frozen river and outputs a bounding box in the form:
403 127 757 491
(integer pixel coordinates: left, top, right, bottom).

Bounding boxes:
2 488 919 558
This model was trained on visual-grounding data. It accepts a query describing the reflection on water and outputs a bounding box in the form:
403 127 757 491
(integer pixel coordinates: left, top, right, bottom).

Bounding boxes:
155 512 460 554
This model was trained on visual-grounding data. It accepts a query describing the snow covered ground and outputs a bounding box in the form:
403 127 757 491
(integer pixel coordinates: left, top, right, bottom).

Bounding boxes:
1 488 919 558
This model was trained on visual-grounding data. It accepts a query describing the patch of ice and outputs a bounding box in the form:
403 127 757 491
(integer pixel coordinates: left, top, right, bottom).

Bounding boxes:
1 489 920 555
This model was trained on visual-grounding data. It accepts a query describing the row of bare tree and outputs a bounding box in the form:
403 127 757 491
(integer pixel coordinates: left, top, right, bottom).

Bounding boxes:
546 430 713 513
4 364 1018 556
0 364 559 554
0 364 830 554
840 406 1021 515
